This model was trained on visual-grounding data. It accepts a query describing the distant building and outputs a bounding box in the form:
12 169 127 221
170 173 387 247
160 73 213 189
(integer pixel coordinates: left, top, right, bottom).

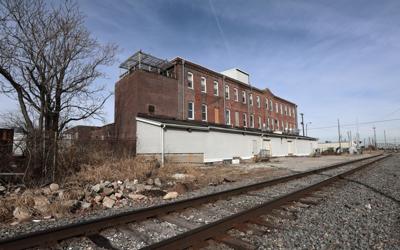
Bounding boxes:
63 123 115 141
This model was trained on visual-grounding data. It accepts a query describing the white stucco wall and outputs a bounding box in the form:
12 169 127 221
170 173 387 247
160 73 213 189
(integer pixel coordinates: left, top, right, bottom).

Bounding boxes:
136 119 318 162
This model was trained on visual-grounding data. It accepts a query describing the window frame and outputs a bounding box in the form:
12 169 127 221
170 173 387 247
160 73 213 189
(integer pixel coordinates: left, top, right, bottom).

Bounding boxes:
201 104 207 121
213 81 219 96
249 94 253 106
188 101 194 120
187 72 194 89
225 109 231 125
250 114 254 128
243 113 248 127
200 77 207 93
234 88 239 102
242 90 247 104
225 85 230 100
256 96 260 108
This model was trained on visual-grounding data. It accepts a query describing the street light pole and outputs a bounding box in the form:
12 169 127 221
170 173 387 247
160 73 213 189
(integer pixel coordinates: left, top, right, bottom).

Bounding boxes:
300 113 305 136
384 130 387 150
337 119 342 152
373 127 377 149
306 122 312 136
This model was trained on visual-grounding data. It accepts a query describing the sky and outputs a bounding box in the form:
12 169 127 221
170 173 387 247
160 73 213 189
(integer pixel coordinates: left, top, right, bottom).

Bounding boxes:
1 0 400 143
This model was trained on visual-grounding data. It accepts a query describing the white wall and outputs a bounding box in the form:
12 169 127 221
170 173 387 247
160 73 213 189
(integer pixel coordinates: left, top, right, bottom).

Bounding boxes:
136 121 162 153
136 120 318 162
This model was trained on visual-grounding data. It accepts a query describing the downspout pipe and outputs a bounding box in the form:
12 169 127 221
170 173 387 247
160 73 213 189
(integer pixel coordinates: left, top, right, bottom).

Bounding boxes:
223 75 226 124
182 60 185 120
161 124 166 167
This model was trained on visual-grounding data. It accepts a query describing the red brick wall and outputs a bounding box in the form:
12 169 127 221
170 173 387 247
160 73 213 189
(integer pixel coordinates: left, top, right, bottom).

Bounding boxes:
179 61 298 131
115 70 179 139
114 59 298 142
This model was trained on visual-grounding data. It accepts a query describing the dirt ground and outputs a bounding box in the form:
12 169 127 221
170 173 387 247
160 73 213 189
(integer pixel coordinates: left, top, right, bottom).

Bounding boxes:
196 153 376 184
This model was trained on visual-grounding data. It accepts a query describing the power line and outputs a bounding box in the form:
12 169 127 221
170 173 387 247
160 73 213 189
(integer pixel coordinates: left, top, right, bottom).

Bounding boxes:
381 107 400 119
308 118 400 130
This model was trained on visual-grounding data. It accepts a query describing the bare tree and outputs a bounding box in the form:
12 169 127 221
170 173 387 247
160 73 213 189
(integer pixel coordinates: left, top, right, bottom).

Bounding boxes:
0 0 117 184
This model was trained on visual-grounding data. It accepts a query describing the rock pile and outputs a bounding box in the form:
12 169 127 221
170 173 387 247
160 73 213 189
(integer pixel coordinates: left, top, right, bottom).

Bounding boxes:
6 177 185 224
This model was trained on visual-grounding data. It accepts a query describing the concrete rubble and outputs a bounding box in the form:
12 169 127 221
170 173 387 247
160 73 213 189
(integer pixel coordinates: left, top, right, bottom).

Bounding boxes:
5 176 185 224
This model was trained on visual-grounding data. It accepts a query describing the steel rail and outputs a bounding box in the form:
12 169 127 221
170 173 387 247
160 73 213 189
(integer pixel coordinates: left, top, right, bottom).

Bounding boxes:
0 154 384 250
143 154 391 250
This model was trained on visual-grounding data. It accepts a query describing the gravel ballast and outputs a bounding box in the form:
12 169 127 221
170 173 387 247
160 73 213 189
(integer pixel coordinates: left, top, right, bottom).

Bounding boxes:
237 154 400 249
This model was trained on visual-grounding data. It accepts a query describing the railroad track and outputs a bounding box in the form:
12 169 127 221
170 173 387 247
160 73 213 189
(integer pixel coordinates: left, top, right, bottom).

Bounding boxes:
0 153 390 250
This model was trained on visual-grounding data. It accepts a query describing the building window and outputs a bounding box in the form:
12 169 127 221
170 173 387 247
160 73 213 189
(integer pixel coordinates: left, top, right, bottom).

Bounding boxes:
256 96 260 108
235 111 239 126
258 116 262 129
201 77 206 93
265 98 269 109
187 72 193 89
270 100 273 111
234 88 239 102
275 119 279 130
286 121 289 130
281 120 284 130
148 105 155 114
285 105 288 116
188 102 194 120
280 104 283 115
225 109 231 125
242 91 247 103
267 117 270 129
275 103 279 113
213 81 219 96
288 106 291 116
225 85 230 99
250 114 254 128
243 113 247 127
249 94 253 106
201 104 207 121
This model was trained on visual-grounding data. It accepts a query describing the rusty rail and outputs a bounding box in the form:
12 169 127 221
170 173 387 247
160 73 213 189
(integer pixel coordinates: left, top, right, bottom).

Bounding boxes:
0 154 386 250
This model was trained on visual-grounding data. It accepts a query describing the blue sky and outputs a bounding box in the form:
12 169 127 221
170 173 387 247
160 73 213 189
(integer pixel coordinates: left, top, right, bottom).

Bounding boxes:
1 0 400 143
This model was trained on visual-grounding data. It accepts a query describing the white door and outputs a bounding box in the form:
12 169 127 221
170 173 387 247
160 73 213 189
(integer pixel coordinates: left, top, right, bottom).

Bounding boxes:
252 140 259 155
288 141 294 155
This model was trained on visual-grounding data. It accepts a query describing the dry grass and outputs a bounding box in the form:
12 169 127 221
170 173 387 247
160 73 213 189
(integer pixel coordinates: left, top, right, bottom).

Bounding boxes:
67 156 160 185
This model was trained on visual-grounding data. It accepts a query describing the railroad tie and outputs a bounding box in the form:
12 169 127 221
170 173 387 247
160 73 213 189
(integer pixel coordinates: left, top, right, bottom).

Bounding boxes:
87 234 119 250
118 225 150 244
160 214 198 230
215 235 256 250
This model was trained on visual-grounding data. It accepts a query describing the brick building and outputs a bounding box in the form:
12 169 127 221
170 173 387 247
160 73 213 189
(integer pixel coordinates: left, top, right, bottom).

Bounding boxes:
115 51 299 142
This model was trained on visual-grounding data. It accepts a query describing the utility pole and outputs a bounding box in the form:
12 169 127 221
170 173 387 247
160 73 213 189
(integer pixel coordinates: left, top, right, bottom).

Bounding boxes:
306 122 312 136
373 127 377 149
356 118 360 149
300 113 305 136
337 119 341 153
384 130 387 150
